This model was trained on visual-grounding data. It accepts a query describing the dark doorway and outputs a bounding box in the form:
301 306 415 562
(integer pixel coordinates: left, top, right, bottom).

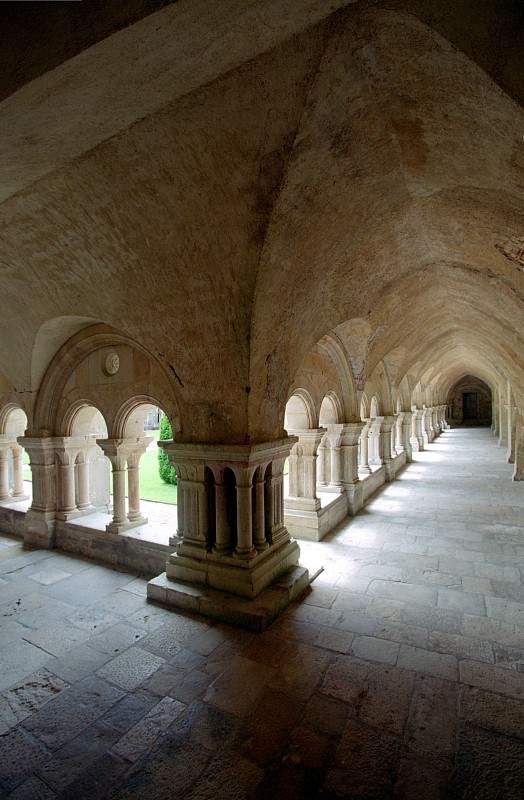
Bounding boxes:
463 392 478 420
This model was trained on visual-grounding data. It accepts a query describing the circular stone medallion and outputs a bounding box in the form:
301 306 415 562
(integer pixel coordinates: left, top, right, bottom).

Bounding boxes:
104 352 120 376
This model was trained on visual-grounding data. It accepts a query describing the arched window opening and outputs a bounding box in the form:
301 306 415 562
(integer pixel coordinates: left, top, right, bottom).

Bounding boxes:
111 402 177 543
0 407 30 505
68 404 111 517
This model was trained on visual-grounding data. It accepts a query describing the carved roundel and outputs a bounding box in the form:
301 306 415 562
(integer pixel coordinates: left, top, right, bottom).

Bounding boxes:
103 351 120 376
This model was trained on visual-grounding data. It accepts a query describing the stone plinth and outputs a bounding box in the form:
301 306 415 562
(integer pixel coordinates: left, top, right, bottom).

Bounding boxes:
149 438 310 617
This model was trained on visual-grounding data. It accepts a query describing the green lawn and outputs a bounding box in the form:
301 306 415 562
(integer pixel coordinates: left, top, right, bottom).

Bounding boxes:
21 431 178 506
138 432 177 505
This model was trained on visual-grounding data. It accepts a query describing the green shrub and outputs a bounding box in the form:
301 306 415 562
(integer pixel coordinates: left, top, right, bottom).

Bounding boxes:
158 414 177 485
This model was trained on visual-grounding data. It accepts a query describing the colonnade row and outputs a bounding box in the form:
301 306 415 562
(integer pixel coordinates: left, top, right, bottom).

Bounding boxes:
15 435 152 544
284 405 448 541
491 396 524 480
0 436 28 502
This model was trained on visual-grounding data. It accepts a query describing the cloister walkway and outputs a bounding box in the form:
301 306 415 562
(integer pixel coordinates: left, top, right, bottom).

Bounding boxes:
0 427 523 798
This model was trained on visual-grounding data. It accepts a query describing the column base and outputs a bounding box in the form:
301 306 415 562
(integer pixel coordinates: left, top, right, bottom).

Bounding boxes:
285 496 321 513
10 493 30 503
166 538 300 599
285 492 348 541
148 564 311 632
384 460 396 482
106 517 147 534
24 509 56 548
410 436 424 452
344 481 364 515
56 505 96 522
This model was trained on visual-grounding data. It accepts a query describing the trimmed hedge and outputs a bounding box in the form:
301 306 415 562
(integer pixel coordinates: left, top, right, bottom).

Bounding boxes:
157 413 177 485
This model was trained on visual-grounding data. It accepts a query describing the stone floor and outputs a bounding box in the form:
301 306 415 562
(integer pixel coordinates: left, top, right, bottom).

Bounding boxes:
0 427 523 799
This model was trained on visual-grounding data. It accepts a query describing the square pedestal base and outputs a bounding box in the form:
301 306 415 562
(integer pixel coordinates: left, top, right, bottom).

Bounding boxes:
106 516 148 534
285 492 348 542
147 565 311 632
167 539 300 598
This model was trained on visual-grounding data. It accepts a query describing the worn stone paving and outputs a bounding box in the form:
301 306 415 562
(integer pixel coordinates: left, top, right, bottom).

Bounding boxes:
0 427 523 799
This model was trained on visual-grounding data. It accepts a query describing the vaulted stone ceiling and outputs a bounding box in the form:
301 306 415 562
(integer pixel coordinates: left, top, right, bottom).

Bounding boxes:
0 0 522 442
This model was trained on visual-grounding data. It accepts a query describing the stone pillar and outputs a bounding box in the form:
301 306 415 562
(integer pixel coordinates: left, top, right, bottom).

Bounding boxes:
512 420 524 481
316 435 328 487
97 440 128 534
126 440 151 525
380 416 397 481
358 419 372 474
368 417 383 465
11 446 28 499
253 465 269 552
0 446 11 500
424 407 435 443
234 467 256 558
506 406 517 463
286 428 325 513
339 421 364 514
411 409 425 451
157 438 302 601
76 454 92 512
432 407 440 437
212 470 230 554
18 437 58 548
397 411 413 462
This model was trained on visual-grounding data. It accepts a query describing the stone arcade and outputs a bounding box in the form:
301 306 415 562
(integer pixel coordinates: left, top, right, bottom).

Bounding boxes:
0 1 523 799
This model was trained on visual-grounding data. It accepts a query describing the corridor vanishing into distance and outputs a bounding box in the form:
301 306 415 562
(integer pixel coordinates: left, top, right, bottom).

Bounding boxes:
0 426 523 799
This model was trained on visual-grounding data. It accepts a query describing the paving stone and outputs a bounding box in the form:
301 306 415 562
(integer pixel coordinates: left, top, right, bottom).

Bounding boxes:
168 669 214 704
459 685 524 740
66 605 122 634
314 626 354 653
204 655 276 717
452 723 524 800
462 575 494 594
0 638 53 692
236 688 303 766
43 567 136 607
0 616 27 644
397 645 458 681
321 656 415 735
459 660 524 700
139 616 221 660
0 726 51 791
372 620 429 648
492 643 524 671
97 646 165 691
462 614 522 647
351 635 400 665
486 595 524 627
3 595 77 630
100 689 159 734
22 621 92 657
244 634 331 700
428 630 494 663
112 696 185 763
400 604 463 635
5 775 56 799
323 718 401 799
87 622 146 655
36 718 122 792
302 692 348 738
46 642 112 684
22 676 125 750
475 563 521 581
491 579 524 602
0 668 69 735
302 586 339 608
405 674 459 759
393 754 453 800
438 587 486 616
368 579 437 606
59 751 130 800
